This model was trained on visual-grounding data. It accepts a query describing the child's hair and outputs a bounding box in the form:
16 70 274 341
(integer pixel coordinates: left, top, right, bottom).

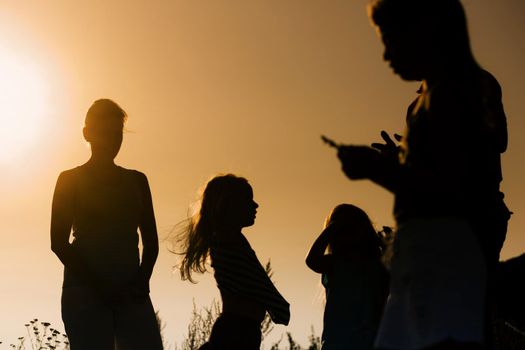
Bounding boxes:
325 204 382 259
179 174 251 282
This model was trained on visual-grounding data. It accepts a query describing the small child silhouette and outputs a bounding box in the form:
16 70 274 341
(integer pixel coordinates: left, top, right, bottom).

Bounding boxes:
306 204 388 350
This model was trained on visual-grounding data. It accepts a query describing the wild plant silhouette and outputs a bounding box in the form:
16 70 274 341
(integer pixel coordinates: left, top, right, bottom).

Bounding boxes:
171 300 321 350
5 319 69 350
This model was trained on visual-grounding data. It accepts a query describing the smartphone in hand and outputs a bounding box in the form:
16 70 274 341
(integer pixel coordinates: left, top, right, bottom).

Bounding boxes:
321 135 341 149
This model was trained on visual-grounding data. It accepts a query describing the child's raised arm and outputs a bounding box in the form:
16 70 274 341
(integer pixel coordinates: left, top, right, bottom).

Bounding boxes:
305 224 336 274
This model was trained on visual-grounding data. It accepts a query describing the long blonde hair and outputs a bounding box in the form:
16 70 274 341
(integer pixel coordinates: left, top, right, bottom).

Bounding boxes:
178 174 251 282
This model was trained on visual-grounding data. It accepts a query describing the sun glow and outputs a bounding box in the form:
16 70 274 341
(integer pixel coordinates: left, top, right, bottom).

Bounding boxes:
0 48 49 164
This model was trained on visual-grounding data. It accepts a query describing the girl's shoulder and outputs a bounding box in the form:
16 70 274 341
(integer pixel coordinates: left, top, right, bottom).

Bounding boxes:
211 234 258 265
212 235 252 254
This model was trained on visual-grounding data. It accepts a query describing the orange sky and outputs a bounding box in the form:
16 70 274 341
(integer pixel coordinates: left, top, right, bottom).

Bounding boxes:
1 1 525 347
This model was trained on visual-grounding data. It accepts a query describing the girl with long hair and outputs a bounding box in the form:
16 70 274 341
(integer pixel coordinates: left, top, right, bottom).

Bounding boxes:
178 174 290 349
306 204 388 350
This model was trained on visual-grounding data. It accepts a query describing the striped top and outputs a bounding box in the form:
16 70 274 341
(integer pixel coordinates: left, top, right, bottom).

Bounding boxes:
210 234 290 325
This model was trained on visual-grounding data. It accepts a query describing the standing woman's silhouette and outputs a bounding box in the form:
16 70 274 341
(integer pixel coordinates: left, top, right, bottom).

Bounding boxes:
177 174 290 350
336 0 510 349
51 99 163 350
306 204 388 350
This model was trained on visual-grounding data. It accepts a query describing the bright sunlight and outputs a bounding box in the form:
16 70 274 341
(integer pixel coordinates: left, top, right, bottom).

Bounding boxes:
0 47 48 164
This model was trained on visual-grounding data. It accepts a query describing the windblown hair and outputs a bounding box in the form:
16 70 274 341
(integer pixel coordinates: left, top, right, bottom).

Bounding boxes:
85 98 127 129
325 204 382 259
368 0 474 62
179 174 251 282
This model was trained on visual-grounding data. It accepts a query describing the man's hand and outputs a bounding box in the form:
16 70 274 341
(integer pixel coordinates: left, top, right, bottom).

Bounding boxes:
337 145 382 180
371 130 402 159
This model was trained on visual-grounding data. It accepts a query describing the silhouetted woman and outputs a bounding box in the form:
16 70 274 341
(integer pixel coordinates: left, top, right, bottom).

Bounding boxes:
51 99 163 350
306 204 388 350
336 0 510 349
178 174 290 350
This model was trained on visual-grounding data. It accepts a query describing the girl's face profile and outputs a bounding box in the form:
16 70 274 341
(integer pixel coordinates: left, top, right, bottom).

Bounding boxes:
232 185 258 229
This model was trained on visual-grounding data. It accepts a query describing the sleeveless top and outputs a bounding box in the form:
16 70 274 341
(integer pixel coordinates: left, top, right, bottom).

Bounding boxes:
63 166 143 288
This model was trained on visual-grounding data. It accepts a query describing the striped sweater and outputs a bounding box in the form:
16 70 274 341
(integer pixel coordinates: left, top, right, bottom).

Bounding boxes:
210 234 290 325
